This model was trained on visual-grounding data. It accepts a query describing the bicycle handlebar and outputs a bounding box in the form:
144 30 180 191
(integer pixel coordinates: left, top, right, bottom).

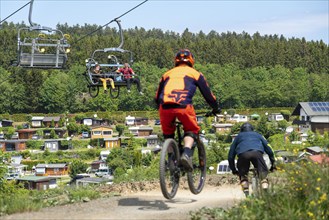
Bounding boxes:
196 111 216 117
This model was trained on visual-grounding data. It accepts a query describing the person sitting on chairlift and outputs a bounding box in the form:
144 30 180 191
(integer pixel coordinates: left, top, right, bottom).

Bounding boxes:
94 64 115 94
116 63 143 95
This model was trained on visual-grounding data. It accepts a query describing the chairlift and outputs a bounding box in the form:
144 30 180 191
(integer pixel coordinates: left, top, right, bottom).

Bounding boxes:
84 19 138 98
13 0 70 69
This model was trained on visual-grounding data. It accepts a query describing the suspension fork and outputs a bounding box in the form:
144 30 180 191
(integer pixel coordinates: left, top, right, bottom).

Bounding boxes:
176 123 184 154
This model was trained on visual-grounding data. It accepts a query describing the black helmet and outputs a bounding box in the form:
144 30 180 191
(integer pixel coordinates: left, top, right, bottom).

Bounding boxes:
240 122 254 132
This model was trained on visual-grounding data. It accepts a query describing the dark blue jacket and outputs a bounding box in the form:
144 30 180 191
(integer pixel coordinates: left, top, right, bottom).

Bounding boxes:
228 131 275 171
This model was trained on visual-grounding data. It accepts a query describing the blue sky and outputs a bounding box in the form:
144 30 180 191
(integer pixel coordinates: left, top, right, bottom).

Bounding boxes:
1 0 328 44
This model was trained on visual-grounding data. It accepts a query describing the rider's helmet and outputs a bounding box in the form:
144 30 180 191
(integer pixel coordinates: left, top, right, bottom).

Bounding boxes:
240 122 254 132
175 49 195 67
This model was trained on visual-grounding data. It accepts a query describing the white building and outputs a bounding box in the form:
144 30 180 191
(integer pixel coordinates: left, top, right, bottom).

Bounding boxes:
292 102 329 135
230 114 248 123
100 150 110 161
125 115 135 126
268 113 284 121
31 116 44 128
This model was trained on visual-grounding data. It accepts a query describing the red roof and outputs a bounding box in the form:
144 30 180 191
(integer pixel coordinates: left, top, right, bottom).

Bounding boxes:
309 154 329 164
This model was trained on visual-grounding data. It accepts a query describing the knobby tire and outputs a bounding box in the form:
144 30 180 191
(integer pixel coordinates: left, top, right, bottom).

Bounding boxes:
187 139 207 194
159 139 180 200
110 86 120 98
89 86 99 98
251 174 259 196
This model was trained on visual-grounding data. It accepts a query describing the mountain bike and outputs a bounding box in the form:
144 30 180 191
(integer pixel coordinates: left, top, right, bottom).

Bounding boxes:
242 168 259 197
244 166 273 197
159 113 211 200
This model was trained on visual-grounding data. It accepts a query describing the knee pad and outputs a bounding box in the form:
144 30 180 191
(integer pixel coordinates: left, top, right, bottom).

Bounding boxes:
183 132 197 140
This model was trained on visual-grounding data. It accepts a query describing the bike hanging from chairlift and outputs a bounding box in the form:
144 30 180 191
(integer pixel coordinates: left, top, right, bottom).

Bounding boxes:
84 19 138 98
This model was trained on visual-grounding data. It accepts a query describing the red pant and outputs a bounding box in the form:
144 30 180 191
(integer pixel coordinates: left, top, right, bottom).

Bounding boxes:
159 104 200 136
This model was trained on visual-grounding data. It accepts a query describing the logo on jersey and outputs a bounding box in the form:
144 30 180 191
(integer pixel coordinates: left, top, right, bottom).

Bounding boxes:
167 90 188 103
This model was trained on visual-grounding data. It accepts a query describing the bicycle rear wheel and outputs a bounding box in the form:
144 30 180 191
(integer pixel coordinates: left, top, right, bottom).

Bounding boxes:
110 86 120 98
187 139 207 195
159 139 180 199
251 171 259 196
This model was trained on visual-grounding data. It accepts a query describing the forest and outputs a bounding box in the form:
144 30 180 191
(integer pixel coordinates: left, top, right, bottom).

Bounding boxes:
0 21 328 114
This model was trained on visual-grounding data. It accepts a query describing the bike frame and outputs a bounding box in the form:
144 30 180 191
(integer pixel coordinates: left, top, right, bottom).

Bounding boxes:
175 122 184 153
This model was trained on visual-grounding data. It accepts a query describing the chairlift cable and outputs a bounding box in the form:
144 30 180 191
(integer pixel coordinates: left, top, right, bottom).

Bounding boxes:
0 1 32 24
71 0 148 45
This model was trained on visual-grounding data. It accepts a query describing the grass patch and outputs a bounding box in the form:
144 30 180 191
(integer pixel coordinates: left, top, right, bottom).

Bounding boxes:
0 184 102 216
68 186 101 202
0 190 43 215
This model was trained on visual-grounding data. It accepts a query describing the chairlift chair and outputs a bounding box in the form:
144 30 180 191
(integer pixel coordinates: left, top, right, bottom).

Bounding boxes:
84 19 138 98
12 0 70 69
15 26 70 69
85 47 134 98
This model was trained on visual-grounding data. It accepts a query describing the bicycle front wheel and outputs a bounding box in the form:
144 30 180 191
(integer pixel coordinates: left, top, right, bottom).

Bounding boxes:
187 139 207 195
159 139 180 200
89 86 99 98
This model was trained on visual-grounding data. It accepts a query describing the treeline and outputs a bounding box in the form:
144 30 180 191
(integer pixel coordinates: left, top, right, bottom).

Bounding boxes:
0 63 328 114
0 22 328 114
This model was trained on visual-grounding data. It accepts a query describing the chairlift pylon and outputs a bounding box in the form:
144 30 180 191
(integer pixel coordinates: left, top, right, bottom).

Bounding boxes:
13 0 71 69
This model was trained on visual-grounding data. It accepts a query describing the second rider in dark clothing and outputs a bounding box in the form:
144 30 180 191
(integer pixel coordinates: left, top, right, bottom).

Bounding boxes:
228 122 275 192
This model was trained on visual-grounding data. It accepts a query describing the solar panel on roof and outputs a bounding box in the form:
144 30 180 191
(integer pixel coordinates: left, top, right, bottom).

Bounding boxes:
308 102 329 111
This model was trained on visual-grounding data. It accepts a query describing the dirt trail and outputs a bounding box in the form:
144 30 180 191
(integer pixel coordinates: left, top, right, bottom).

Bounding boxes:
4 184 244 220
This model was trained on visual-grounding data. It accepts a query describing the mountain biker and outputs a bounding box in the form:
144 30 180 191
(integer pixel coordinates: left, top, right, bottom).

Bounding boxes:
155 49 221 171
228 122 276 192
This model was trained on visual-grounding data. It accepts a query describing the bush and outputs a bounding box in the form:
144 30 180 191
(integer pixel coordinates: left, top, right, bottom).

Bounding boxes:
70 139 90 149
26 140 44 150
90 138 104 148
113 156 159 183
68 186 100 202
68 160 89 179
